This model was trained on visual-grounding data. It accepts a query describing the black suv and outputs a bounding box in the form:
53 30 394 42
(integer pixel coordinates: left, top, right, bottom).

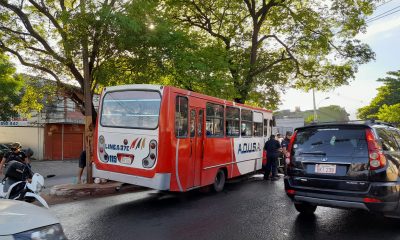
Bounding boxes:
284 121 400 218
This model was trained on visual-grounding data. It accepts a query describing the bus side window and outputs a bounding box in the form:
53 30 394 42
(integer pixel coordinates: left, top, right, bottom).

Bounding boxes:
226 107 240 137
190 110 196 137
263 119 269 136
241 109 253 137
253 112 263 137
175 96 188 138
206 103 224 137
198 110 203 136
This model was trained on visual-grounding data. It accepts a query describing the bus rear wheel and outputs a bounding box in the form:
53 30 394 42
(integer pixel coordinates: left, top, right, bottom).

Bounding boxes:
213 169 226 192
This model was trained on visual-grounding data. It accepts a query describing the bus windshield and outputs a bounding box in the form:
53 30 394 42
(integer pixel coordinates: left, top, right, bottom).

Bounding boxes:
100 90 161 129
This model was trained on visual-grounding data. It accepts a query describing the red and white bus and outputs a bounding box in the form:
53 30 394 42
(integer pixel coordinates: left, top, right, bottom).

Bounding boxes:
93 85 273 192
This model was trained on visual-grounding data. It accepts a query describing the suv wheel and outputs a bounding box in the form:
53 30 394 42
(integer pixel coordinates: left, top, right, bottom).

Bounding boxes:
294 202 317 215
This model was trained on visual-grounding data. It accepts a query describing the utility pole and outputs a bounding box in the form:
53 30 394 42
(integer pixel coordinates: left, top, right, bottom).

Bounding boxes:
313 88 317 122
81 0 93 183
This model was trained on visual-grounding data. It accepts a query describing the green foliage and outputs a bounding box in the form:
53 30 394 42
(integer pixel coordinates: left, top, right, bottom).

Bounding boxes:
0 0 377 115
0 52 23 121
377 104 400 125
316 105 350 122
15 76 57 117
277 105 350 124
164 0 377 108
96 1 234 100
357 70 400 120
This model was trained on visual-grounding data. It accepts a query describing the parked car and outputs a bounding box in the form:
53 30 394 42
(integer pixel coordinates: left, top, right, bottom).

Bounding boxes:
285 120 400 218
0 199 67 239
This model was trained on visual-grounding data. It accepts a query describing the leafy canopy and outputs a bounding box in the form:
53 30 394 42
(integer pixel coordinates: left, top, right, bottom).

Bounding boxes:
0 52 23 121
165 0 376 109
357 70 400 121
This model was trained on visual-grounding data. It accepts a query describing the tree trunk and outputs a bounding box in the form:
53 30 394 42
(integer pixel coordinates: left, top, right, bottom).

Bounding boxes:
81 0 93 184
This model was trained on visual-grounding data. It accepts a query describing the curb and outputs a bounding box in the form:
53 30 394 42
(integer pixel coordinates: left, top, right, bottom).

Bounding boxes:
49 182 144 198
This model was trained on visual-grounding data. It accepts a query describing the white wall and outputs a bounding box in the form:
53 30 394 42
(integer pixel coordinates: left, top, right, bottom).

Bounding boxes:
0 126 45 160
276 118 305 129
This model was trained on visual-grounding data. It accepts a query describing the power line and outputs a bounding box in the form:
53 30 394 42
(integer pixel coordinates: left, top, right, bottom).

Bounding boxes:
376 0 396 8
367 8 400 23
366 4 400 23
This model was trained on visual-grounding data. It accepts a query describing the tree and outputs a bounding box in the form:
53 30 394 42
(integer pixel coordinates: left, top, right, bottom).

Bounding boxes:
165 0 376 109
99 3 233 100
0 0 219 181
377 104 400 126
358 70 400 120
276 105 349 124
0 51 23 121
317 105 350 122
0 0 139 182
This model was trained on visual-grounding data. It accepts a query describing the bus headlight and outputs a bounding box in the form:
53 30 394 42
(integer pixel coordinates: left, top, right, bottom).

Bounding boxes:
143 140 157 168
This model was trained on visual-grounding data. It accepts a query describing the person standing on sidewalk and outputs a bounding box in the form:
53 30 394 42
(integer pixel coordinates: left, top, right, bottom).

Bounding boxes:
263 135 282 181
77 150 86 184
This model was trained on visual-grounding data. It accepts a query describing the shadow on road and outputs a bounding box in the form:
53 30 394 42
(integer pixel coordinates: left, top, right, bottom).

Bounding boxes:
290 208 400 240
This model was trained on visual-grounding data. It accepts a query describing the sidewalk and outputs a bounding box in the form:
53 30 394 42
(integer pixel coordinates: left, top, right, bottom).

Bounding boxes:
30 160 146 205
2 160 146 205
44 182 146 205
30 160 79 193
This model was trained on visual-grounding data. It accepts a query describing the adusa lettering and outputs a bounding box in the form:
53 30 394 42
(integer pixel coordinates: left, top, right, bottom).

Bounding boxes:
238 142 261 154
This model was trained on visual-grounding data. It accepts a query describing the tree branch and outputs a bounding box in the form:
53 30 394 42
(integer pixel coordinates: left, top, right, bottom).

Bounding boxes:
251 34 299 77
0 26 30 36
0 41 61 82
0 0 84 86
0 0 65 63
59 0 66 11
28 0 68 41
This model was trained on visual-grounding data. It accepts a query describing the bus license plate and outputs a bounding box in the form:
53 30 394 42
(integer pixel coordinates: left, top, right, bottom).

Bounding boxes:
315 164 336 174
121 157 132 165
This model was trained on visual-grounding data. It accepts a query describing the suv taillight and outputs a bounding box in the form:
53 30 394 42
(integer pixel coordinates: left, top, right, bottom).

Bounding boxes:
286 130 298 166
365 129 386 170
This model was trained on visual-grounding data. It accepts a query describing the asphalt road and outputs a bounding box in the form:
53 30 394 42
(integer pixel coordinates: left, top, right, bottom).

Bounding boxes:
51 175 400 240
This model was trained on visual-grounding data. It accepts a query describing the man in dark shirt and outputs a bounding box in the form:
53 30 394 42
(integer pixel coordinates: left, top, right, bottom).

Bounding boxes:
281 131 293 175
263 135 282 181
0 142 29 175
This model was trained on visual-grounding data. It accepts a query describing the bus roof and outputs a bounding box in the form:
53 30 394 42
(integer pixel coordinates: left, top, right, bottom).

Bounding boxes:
102 84 272 113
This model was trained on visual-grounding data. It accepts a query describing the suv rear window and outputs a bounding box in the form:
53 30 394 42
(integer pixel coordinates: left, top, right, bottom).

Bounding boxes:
294 126 368 157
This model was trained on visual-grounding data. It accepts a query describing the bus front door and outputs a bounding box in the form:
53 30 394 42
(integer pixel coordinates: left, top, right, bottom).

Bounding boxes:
189 108 204 188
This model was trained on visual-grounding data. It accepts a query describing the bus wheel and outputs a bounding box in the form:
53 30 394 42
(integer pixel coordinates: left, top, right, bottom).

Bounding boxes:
213 169 226 192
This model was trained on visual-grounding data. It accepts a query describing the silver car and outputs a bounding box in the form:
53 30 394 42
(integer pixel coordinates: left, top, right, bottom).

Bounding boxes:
0 199 67 239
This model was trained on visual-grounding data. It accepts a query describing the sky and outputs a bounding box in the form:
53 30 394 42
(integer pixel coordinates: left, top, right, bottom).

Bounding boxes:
279 1 400 119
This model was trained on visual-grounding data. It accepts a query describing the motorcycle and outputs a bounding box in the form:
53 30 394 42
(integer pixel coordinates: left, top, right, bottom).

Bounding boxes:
1 172 49 208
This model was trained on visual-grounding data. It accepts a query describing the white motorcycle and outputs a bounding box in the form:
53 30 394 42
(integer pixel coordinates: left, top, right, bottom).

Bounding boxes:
1 172 49 208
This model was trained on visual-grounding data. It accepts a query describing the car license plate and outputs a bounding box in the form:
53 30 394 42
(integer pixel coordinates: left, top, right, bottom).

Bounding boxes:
315 164 336 174
121 156 132 164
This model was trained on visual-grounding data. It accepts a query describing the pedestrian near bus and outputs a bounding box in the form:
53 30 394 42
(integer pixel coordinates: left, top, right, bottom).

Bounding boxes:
281 131 293 175
77 150 86 184
276 133 283 144
263 134 282 181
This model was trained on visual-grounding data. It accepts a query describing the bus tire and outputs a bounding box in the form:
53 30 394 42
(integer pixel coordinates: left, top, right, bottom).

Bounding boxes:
213 169 226 192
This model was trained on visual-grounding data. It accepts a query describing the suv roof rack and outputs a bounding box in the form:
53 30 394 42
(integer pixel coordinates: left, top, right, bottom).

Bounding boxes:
306 119 395 127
